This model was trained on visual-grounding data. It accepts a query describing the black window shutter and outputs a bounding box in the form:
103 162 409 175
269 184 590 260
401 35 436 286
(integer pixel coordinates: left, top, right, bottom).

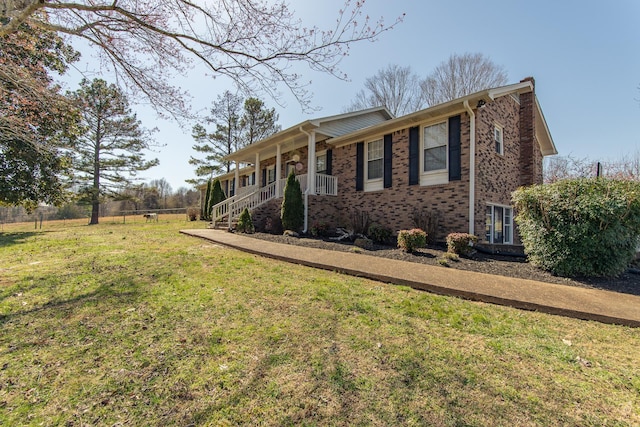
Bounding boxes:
408 126 420 185
448 115 462 181
356 142 364 191
326 149 333 175
384 133 393 188
261 168 267 187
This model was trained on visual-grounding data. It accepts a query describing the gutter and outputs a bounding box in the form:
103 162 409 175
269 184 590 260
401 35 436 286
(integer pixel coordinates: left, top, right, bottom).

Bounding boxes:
463 100 476 236
299 126 311 233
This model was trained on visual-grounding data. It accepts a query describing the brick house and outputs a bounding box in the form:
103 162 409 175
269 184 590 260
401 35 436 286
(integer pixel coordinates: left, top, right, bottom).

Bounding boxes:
211 77 556 249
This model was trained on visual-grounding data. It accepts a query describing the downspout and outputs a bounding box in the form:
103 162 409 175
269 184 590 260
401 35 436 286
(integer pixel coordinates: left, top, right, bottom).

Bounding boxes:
463 100 476 236
299 126 312 233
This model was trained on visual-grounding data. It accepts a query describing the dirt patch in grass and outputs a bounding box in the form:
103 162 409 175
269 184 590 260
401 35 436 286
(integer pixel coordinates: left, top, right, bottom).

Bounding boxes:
247 232 640 296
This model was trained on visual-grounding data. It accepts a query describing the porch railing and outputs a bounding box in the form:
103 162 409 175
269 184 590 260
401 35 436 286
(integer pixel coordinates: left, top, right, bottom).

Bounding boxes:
314 174 337 196
277 173 337 196
228 181 278 228
211 173 337 227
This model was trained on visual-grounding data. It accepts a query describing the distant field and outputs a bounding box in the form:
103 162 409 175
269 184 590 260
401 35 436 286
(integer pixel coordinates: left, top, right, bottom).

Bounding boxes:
1 212 193 231
0 219 638 426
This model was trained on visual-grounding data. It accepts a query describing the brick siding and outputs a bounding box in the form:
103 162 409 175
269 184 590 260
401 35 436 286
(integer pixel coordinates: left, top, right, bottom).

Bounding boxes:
246 90 544 246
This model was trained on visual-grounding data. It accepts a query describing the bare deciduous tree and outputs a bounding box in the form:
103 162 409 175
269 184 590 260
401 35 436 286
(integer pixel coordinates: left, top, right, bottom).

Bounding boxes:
543 155 598 183
1 0 404 116
543 152 640 183
421 53 508 106
344 64 426 116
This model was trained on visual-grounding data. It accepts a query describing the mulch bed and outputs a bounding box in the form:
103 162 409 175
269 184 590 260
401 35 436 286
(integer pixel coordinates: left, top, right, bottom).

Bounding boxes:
247 232 640 297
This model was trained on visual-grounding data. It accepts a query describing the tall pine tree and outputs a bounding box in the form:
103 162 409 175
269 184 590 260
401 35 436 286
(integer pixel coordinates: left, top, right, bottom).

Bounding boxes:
68 78 158 225
188 93 281 185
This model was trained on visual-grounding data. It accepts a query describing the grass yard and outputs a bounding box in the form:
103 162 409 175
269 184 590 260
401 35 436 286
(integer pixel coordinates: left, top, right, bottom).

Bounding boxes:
0 217 639 426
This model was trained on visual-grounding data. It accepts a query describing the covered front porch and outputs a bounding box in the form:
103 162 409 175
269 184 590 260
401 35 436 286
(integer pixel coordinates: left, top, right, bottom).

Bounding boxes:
213 107 394 229
212 172 337 229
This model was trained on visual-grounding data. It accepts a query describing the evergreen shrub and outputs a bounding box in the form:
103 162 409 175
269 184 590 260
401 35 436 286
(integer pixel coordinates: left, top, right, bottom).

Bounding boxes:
281 171 304 232
201 179 212 221
236 208 254 233
513 178 640 277
368 223 393 244
210 179 226 219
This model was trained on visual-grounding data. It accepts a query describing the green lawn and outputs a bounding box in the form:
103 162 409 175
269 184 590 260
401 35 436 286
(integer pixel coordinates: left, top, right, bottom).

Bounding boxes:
1 218 639 426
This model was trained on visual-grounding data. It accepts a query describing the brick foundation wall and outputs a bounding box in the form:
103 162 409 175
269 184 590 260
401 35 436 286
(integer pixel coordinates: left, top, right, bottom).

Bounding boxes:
307 195 341 230
252 198 282 232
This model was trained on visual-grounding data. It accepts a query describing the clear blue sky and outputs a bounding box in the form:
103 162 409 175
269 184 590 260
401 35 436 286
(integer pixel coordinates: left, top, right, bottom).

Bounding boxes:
61 0 640 191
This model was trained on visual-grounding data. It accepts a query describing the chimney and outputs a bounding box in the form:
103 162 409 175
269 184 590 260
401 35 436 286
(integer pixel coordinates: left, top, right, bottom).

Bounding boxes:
518 77 542 186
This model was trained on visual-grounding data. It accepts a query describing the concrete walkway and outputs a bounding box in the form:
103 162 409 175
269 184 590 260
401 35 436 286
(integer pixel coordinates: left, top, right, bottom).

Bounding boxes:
181 229 640 327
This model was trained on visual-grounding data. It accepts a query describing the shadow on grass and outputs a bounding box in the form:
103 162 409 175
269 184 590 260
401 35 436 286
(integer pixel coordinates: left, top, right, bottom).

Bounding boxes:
0 231 40 247
0 275 142 328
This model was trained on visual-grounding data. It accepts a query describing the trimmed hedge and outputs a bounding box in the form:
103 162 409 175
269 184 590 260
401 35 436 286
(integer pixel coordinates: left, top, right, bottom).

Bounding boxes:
397 228 427 253
512 178 640 277
446 233 478 256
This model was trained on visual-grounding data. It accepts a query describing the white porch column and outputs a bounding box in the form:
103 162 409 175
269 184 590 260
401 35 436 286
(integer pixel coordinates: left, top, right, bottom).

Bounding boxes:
254 152 260 188
234 162 240 195
276 143 282 196
306 131 316 195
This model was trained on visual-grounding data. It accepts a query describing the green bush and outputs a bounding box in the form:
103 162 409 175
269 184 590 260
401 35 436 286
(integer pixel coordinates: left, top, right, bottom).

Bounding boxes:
201 179 212 221
310 221 329 237
210 178 226 219
446 233 478 256
281 171 304 232
397 228 427 253
513 178 640 277
236 208 254 233
368 223 392 244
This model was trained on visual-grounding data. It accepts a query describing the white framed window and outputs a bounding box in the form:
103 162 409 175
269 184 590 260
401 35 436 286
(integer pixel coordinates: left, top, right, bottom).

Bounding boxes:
494 124 504 155
420 121 448 186
316 150 327 174
365 138 384 191
485 204 513 244
267 165 276 183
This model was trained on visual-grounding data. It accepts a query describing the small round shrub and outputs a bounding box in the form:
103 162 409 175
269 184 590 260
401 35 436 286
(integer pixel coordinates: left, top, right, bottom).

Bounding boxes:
397 229 427 253
446 233 478 256
236 208 254 233
368 223 393 244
